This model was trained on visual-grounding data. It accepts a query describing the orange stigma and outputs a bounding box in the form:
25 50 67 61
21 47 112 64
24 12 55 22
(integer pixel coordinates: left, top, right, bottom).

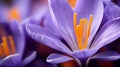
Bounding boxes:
67 0 77 8
7 7 20 22
0 36 16 58
74 13 93 50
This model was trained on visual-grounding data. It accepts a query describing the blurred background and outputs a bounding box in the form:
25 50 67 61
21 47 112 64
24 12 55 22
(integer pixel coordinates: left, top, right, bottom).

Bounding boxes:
0 0 120 67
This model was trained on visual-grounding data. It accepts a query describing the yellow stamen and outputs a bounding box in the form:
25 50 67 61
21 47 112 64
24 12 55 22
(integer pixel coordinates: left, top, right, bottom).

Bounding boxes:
73 13 93 50
7 7 20 21
0 36 16 58
83 19 88 49
88 15 93 37
77 24 83 50
8 36 16 54
67 0 77 8
82 19 87 38
74 13 83 50
0 46 4 58
74 13 77 27
1 36 10 56
83 15 93 49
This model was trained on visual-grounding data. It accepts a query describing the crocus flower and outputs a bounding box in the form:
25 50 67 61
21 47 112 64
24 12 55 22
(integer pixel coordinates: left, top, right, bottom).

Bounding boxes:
0 0 30 22
0 21 36 67
104 1 120 20
26 0 120 66
0 0 48 24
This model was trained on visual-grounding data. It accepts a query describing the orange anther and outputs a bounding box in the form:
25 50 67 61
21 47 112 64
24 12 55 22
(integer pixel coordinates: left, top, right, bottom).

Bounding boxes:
68 0 77 8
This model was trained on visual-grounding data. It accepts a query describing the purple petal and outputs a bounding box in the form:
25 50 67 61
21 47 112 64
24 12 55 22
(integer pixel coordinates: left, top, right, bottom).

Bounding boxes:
30 1 48 22
103 0 111 1
75 0 104 45
0 5 8 22
47 53 73 64
26 23 71 53
10 20 25 54
22 17 38 25
49 0 78 50
43 12 61 37
71 49 94 59
0 54 22 67
22 7 48 25
104 2 120 20
92 51 120 61
92 17 120 53
22 51 36 66
24 15 60 37
26 22 58 38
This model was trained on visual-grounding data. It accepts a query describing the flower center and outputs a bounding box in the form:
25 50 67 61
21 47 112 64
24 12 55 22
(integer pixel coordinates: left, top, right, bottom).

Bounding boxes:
0 36 16 58
73 13 93 50
7 7 20 22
